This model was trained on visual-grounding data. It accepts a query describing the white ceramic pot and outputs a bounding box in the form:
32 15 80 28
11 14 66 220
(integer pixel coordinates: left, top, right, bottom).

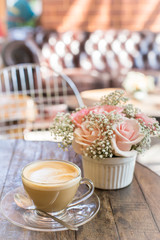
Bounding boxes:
82 152 137 190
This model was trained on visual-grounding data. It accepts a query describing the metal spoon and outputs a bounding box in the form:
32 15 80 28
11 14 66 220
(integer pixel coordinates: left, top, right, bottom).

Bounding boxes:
14 192 78 231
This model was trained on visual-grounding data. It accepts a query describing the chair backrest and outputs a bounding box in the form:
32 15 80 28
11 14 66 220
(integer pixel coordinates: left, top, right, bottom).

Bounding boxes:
0 63 84 139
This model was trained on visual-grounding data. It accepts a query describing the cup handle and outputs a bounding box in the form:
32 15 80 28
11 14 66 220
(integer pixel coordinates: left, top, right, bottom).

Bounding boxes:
68 178 94 207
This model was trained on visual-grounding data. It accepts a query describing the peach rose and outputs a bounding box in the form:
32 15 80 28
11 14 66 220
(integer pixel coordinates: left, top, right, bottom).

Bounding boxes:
111 119 144 157
135 113 157 127
72 121 102 154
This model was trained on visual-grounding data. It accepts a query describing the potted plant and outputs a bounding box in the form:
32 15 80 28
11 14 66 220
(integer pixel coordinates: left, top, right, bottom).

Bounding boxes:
50 90 160 189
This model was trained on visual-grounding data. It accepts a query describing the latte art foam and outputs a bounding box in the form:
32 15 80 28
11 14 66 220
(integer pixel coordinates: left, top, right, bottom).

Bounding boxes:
23 161 80 185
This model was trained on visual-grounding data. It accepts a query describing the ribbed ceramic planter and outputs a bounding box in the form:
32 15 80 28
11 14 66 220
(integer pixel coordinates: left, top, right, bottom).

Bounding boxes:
82 152 137 190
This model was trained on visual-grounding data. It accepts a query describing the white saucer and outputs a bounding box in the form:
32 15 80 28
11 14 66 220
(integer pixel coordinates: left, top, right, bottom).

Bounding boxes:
0 186 100 232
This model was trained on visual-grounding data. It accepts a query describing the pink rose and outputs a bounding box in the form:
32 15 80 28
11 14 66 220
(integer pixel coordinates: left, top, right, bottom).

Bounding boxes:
90 105 124 114
71 105 124 126
72 121 102 154
70 108 90 127
135 113 157 127
111 119 144 157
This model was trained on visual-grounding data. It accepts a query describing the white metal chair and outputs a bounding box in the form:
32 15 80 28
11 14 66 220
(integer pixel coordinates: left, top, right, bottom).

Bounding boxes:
0 63 84 139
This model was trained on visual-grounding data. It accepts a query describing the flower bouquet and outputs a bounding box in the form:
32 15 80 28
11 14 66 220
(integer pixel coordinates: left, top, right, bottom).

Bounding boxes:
51 90 160 189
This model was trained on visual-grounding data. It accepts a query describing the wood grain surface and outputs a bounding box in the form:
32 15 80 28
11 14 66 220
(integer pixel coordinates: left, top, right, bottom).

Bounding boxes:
0 139 160 240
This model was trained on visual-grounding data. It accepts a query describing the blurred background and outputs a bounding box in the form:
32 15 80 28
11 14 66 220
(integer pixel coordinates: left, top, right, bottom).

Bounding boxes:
1 0 160 80
0 0 160 139
0 0 160 84
2 0 160 32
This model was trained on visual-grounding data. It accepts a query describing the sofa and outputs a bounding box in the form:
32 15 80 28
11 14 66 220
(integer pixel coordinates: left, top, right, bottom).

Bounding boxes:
1 27 160 92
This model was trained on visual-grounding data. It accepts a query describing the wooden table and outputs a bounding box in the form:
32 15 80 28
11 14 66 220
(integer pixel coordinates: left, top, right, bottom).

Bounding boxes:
0 139 160 240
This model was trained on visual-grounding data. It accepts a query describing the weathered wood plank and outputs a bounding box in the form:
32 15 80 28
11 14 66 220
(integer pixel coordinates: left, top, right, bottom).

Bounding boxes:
135 163 160 231
111 200 160 240
76 190 119 240
0 140 18 240
108 171 160 240
41 141 69 160
26 230 76 240
2 140 43 193
0 140 16 195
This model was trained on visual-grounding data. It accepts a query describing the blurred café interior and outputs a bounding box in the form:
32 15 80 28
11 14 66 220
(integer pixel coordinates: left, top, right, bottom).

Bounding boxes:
0 0 160 140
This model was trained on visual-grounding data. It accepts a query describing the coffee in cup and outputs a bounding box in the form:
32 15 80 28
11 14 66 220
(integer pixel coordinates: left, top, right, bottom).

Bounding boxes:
21 160 94 214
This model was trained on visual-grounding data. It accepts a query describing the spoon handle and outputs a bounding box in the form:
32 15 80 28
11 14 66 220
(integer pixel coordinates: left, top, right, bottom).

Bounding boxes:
36 209 78 231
